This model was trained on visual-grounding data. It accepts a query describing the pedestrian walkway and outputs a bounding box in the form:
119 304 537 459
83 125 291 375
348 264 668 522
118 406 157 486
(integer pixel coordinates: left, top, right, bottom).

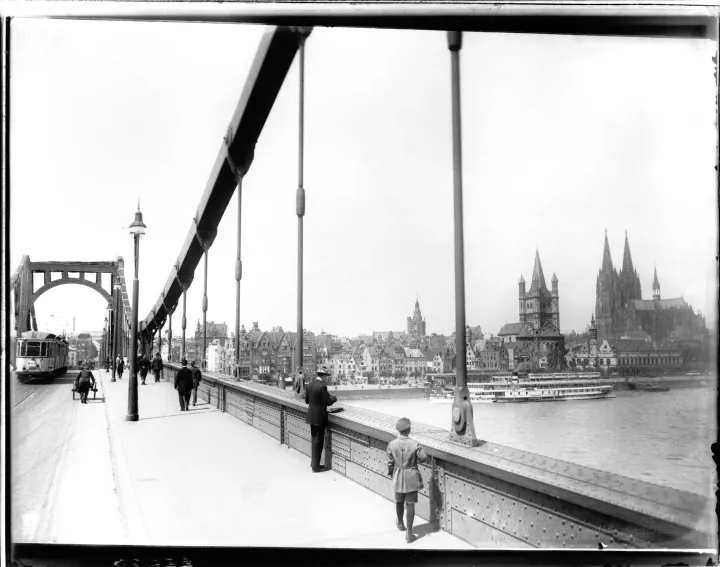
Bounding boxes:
101 369 474 549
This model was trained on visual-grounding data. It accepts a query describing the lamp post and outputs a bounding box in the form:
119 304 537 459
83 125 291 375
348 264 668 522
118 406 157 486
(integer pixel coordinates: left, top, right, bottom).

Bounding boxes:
446 31 478 446
126 202 146 422
103 316 108 368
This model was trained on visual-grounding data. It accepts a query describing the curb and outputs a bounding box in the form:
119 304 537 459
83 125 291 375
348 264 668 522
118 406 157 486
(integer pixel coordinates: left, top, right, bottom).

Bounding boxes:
100 371 148 544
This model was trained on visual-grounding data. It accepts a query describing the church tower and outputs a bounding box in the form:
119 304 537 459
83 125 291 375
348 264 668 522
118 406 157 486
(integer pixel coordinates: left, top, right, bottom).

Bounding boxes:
652 265 661 300
620 231 642 301
587 314 598 367
519 250 558 331
596 230 621 339
407 298 426 338
551 272 560 330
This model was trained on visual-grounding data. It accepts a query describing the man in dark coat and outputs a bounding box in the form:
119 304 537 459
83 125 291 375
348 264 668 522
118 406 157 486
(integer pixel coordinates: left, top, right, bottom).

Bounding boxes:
304 364 337 472
151 352 164 382
116 356 124 380
138 354 151 385
174 359 194 411
75 366 96 404
190 360 202 406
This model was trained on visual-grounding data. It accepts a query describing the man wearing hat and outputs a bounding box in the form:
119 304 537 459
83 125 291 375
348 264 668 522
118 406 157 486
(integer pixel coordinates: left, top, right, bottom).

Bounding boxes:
387 417 428 543
190 360 203 406
304 364 337 472
174 359 194 411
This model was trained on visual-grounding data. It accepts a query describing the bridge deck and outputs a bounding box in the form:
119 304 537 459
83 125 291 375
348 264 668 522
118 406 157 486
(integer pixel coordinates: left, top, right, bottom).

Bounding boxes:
98 370 472 548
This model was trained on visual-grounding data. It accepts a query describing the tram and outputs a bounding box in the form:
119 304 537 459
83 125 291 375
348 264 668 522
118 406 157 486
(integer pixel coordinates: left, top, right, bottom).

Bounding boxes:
15 331 69 382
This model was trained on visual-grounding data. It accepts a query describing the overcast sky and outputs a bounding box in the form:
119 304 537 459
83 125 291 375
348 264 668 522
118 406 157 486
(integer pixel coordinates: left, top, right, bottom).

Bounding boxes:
9 16 718 339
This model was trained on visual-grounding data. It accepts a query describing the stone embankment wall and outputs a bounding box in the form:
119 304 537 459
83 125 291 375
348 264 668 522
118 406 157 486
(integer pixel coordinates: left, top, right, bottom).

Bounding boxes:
329 387 427 400
163 363 712 550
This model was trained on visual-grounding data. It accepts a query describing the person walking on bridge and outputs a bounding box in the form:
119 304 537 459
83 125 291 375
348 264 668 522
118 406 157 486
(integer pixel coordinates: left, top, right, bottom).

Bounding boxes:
116 355 124 380
190 360 202 406
304 364 337 473
138 353 151 385
151 352 164 382
174 359 193 411
387 417 428 543
75 366 96 404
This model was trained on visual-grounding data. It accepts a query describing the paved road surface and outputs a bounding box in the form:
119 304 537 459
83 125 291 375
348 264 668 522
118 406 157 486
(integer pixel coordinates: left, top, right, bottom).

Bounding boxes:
10 370 124 544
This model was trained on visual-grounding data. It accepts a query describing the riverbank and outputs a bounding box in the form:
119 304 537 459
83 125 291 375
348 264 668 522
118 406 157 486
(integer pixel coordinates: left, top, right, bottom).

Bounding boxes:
602 374 716 390
328 386 426 400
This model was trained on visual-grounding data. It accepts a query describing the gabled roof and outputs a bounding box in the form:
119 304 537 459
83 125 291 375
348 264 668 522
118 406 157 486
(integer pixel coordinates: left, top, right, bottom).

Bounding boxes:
539 321 562 337
517 326 534 338
498 323 523 336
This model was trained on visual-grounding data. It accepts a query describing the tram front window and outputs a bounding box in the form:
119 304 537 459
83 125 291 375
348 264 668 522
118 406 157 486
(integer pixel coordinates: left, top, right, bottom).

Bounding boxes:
26 341 41 356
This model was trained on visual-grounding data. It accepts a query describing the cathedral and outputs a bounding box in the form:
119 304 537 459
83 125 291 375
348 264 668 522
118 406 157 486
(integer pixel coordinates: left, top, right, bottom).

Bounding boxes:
407 298 426 339
595 231 707 345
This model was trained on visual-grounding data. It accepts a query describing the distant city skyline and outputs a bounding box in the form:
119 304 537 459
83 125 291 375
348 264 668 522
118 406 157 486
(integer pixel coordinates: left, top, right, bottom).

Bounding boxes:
9 20 717 340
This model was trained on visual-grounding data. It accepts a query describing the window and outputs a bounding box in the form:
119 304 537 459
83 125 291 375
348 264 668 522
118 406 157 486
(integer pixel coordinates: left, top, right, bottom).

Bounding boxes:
26 342 41 356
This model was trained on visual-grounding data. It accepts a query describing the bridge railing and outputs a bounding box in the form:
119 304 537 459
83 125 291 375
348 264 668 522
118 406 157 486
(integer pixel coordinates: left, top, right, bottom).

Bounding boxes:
163 362 712 549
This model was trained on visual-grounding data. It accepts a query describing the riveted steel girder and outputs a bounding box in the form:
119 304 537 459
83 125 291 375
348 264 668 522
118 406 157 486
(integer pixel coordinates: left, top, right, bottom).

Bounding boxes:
24 261 118 273
35 5 717 39
143 26 310 336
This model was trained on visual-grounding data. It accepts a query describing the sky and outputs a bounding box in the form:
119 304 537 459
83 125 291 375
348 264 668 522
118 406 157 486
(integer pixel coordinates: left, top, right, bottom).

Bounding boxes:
8 15 718 339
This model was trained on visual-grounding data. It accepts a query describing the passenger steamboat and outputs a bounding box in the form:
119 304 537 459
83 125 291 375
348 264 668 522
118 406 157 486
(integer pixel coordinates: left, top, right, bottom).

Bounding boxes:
428 372 614 403
14 331 69 382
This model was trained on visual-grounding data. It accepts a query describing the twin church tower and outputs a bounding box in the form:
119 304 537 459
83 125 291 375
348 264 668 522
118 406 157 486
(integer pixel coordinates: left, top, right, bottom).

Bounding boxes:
515 230 703 346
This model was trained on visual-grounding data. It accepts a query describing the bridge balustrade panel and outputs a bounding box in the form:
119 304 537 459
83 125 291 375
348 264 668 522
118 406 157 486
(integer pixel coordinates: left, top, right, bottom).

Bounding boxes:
163 363 712 549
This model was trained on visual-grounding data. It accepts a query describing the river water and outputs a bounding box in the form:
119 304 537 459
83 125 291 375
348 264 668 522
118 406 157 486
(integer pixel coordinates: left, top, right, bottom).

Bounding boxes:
343 386 717 497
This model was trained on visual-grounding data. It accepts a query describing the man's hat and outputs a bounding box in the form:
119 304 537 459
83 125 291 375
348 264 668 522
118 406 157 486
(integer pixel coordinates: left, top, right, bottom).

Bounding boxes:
396 417 411 433
181 359 188 365
191 360 197 366
317 364 331 376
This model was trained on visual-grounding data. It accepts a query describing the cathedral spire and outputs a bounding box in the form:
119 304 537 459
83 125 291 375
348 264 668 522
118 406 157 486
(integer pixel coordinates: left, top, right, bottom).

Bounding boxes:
652 265 661 300
601 229 613 273
621 230 635 275
532 249 549 292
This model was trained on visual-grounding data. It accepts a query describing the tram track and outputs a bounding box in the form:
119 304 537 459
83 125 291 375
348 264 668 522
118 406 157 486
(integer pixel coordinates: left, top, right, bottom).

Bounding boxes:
12 384 44 412
11 371 78 412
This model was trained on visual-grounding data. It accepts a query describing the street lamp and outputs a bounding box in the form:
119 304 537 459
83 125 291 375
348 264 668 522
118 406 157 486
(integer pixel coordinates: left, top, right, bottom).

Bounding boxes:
103 316 108 368
126 202 146 422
